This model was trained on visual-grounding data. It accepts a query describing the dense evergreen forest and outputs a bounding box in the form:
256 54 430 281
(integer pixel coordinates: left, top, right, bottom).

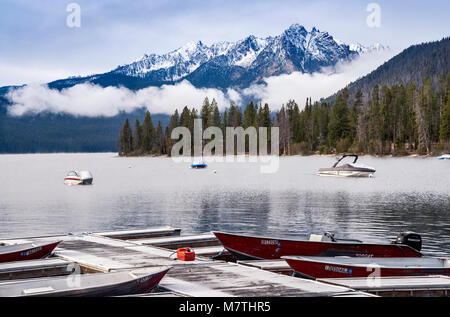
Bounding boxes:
118 73 450 157
328 37 450 106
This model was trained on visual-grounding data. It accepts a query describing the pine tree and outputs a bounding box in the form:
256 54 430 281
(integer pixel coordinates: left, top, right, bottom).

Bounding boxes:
210 98 220 127
142 111 155 153
368 85 381 153
228 103 242 128
440 73 450 145
166 109 179 155
211 102 221 127
440 97 450 144
406 82 418 151
179 106 192 128
133 118 143 153
276 106 290 155
200 97 211 129
328 88 352 151
154 121 165 155
221 109 228 154
243 102 256 129
119 118 133 156
353 90 367 151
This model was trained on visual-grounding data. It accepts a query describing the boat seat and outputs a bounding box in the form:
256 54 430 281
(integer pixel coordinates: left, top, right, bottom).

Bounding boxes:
309 234 323 242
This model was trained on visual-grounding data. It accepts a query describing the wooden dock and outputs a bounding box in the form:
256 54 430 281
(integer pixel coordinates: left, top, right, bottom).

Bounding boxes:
1 227 448 297
319 275 450 297
0 229 370 297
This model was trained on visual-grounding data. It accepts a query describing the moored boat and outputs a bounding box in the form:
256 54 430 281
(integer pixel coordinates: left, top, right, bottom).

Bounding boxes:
0 266 171 297
438 154 450 160
191 161 207 169
282 256 450 279
64 170 93 185
0 241 61 263
318 154 376 177
212 231 422 260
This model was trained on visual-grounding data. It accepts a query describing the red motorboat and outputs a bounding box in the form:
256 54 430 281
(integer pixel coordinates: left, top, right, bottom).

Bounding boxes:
283 256 450 279
0 241 61 263
212 231 423 260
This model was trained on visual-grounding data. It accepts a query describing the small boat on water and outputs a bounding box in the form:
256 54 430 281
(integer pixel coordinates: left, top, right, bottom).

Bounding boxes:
438 154 450 160
212 231 423 260
0 266 171 297
190 161 207 169
64 170 93 185
282 256 450 279
0 241 61 263
318 154 376 177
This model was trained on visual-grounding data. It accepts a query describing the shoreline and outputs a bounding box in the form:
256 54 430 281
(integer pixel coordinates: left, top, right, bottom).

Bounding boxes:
0 152 445 158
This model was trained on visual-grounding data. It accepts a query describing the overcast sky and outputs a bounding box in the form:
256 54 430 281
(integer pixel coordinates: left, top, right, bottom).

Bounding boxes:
0 0 449 87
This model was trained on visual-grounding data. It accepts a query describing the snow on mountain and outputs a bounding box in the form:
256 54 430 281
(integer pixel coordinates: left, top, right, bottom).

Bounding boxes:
43 24 384 91
112 24 360 86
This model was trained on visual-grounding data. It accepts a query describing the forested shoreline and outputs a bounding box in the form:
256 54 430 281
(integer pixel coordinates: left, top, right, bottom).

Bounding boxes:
118 73 450 157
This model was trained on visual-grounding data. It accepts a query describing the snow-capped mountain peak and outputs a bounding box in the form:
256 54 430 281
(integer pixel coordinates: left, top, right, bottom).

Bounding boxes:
52 24 383 90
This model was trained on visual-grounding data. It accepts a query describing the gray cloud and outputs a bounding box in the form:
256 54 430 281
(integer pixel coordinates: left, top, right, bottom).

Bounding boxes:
6 49 395 117
6 80 242 117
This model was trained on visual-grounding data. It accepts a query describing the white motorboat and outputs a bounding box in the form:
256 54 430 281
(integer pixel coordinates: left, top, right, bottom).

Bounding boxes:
318 154 376 178
64 170 93 185
438 154 450 160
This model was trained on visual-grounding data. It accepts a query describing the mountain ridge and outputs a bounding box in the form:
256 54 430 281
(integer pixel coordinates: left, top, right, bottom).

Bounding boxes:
6 24 385 92
325 37 450 105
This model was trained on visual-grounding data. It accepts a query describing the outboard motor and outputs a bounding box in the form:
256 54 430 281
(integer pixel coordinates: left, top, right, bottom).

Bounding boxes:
395 232 422 252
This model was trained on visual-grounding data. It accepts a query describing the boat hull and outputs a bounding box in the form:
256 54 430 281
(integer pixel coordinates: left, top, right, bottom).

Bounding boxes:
283 256 450 279
191 165 207 169
318 170 374 177
0 267 171 297
212 232 422 260
64 178 83 185
0 241 61 263
54 268 170 297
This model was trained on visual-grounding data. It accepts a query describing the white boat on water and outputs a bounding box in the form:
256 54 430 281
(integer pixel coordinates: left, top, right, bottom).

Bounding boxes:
64 171 94 185
438 154 450 160
318 154 376 178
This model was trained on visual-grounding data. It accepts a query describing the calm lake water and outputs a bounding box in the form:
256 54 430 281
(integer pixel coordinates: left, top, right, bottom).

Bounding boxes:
0 153 449 256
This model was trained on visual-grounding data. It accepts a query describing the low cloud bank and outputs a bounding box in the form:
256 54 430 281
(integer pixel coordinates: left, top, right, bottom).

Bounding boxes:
7 81 242 117
6 50 395 117
243 49 395 108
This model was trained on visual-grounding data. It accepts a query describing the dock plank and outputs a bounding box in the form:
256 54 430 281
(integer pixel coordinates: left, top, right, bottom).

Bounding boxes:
237 260 294 275
94 227 181 240
133 233 219 249
0 258 74 281
161 262 365 297
319 275 450 297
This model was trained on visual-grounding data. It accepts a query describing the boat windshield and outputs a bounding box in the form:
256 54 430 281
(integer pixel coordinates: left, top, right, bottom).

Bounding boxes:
67 171 79 177
333 155 358 168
